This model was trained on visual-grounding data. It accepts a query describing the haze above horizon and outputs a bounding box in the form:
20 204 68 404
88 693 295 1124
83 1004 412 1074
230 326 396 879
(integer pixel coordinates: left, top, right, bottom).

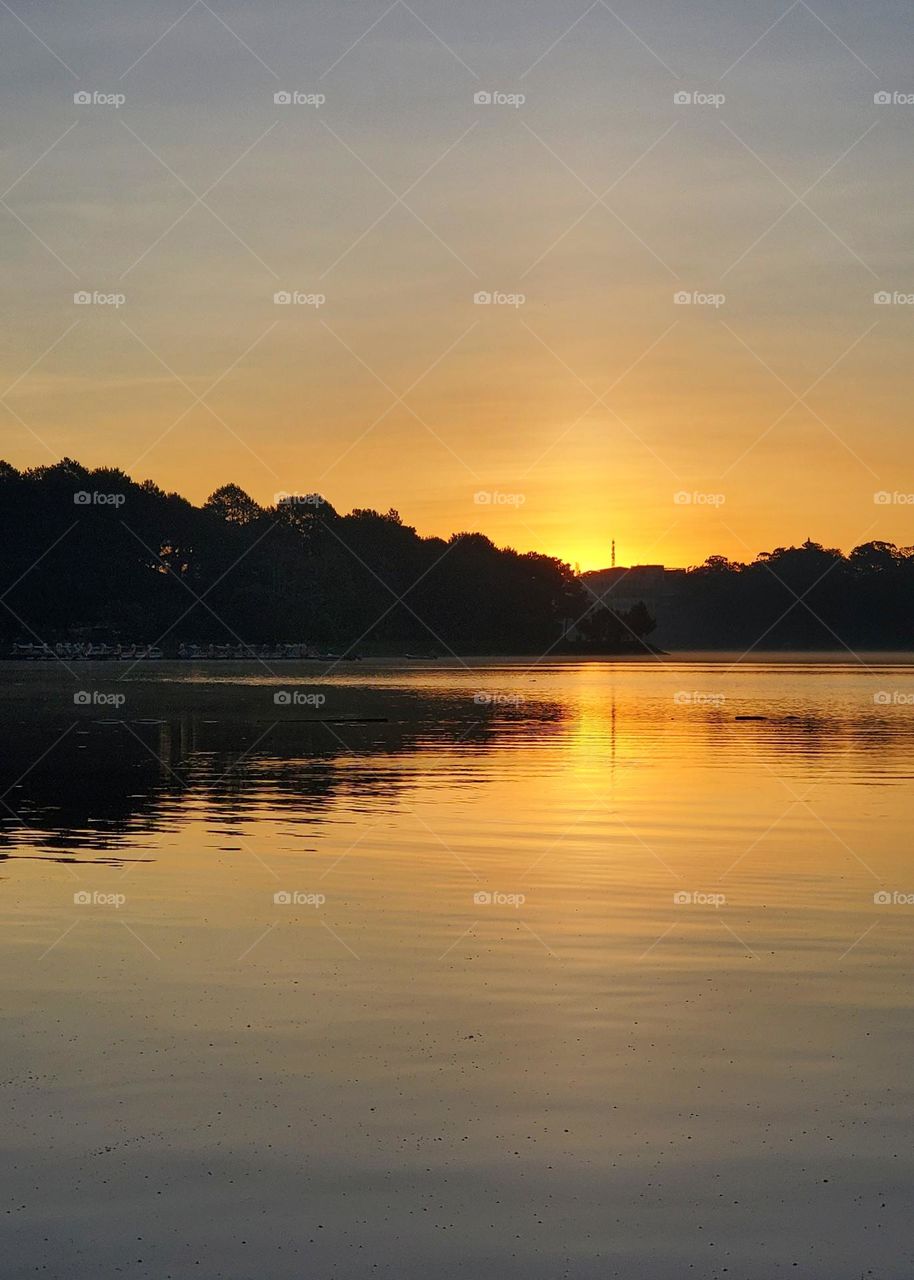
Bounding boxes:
3 0 914 570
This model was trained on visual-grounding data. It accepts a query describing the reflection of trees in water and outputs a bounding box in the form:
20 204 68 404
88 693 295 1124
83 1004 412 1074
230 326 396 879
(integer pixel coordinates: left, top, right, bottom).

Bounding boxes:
0 702 568 861
1 695 905 863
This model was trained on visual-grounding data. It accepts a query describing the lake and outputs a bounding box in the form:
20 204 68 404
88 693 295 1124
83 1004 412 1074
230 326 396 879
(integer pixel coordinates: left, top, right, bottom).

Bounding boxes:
2 656 913 1279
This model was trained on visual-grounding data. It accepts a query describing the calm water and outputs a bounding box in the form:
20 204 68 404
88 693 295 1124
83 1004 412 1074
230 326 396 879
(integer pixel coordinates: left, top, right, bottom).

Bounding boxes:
2 656 914 1279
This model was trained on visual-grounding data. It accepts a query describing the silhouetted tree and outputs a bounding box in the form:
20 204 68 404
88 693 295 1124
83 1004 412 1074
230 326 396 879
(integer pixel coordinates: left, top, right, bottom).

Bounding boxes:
3 463 912 653
0 461 577 653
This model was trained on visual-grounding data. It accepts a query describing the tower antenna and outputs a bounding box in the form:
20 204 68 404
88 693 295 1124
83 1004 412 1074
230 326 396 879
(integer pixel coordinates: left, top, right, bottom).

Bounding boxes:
611 539 616 569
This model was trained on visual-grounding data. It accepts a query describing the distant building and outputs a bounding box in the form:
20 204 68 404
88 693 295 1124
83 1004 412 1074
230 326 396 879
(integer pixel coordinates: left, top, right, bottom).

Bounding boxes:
568 563 685 643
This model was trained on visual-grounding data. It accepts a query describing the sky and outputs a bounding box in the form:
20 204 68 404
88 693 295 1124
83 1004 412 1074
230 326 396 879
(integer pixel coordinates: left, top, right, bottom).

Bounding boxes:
2 0 914 570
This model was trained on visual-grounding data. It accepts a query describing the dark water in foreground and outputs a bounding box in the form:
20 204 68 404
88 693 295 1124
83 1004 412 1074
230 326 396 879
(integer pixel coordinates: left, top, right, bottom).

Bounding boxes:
2 656 914 1279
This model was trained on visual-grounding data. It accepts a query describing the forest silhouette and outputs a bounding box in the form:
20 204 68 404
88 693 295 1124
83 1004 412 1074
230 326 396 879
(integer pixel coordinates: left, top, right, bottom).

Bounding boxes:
0 459 912 654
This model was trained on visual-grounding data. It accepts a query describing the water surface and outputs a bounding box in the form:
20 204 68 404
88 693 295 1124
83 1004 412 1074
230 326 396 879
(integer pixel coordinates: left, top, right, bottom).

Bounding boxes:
2 657 913 1279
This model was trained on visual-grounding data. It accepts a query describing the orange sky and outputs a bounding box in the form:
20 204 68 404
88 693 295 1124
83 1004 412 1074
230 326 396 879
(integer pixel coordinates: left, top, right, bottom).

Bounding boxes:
3 0 913 570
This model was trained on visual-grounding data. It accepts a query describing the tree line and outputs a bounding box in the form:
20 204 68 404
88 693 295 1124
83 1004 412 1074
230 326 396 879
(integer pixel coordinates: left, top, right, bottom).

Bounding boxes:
0 461 911 653
0 460 584 654
663 541 914 650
